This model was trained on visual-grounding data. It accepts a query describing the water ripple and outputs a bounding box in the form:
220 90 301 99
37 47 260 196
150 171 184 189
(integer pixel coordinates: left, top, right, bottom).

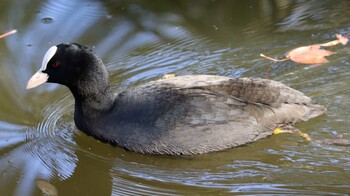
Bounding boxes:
0 90 78 195
40 0 107 22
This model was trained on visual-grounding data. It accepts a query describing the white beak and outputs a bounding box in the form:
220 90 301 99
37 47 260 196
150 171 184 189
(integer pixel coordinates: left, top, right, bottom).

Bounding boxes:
26 71 49 89
27 46 58 89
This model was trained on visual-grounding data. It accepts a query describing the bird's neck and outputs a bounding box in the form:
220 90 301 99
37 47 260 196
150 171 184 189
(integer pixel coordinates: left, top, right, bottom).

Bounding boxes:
68 69 115 119
70 82 115 118
70 81 117 143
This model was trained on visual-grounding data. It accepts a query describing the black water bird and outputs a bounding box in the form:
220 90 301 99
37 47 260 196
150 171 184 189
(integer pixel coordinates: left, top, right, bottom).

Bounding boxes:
27 43 326 155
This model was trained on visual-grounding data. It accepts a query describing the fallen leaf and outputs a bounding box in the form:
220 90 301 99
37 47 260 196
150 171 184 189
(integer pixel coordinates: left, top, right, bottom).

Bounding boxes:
260 33 347 65
287 44 335 64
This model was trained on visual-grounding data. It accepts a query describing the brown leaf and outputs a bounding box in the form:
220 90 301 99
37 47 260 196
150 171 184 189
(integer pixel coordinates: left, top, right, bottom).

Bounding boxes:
287 44 335 64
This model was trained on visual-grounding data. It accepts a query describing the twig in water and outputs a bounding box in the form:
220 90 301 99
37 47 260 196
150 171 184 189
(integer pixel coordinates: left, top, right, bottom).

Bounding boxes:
0 29 17 39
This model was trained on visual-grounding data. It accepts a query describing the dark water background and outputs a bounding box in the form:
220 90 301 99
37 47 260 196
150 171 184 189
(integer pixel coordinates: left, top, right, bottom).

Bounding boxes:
0 0 350 195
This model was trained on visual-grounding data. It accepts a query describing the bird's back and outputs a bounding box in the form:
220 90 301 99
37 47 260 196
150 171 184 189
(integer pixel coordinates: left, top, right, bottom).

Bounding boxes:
94 75 325 155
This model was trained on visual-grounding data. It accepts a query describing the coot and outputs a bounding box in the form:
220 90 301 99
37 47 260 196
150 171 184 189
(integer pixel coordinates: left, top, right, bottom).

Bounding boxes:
27 43 326 155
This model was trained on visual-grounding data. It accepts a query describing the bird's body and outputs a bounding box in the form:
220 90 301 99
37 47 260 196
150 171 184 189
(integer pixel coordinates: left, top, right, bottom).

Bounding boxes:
27 43 326 155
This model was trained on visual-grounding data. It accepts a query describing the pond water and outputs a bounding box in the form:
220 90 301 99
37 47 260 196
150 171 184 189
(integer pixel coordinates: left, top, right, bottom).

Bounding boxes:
1 0 350 195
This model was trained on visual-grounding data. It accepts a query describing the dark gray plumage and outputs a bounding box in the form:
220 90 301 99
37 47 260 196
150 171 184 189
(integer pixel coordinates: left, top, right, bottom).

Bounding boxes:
27 43 326 155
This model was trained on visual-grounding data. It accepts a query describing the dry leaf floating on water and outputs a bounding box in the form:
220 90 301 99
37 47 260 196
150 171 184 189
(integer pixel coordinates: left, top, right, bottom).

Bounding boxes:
261 33 349 64
287 44 335 64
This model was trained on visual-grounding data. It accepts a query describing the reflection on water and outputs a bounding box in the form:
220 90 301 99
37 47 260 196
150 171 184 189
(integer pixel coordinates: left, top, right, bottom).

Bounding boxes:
0 92 77 195
0 0 350 195
277 0 350 31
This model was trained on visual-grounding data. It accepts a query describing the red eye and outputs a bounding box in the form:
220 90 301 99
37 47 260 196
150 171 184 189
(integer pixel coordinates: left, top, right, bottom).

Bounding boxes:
52 63 60 68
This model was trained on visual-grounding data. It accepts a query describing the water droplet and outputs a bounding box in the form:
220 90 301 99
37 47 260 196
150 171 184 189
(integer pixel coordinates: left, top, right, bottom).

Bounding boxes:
41 17 54 24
